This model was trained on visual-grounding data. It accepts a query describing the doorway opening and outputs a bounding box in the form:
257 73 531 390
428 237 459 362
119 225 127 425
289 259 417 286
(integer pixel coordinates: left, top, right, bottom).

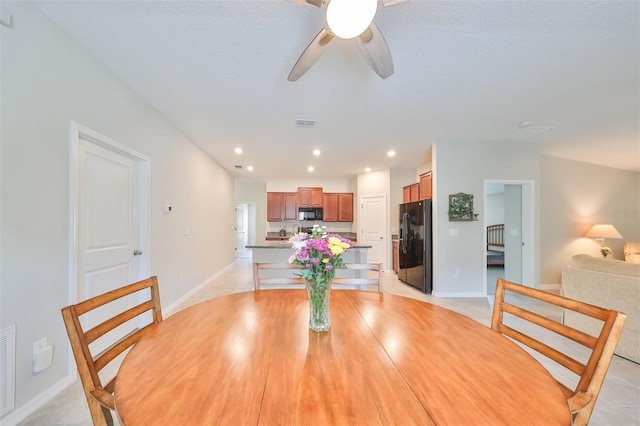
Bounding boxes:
483 180 534 296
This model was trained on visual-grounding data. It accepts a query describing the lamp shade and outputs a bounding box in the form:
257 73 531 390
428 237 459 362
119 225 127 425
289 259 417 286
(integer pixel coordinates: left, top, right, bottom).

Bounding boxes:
584 224 623 239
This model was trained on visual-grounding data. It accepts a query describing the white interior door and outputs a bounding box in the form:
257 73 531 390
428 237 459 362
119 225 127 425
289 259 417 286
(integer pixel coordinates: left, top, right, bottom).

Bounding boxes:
72 124 150 353
234 204 247 257
360 195 387 269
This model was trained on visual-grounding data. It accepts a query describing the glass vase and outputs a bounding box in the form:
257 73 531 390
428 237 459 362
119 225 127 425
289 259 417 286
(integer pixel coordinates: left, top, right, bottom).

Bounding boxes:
304 277 332 332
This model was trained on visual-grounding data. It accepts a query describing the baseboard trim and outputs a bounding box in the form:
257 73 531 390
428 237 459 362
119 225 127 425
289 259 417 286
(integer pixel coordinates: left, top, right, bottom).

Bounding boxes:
0 375 76 426
432 291 487 298
163 261 236 316
540 283 562 293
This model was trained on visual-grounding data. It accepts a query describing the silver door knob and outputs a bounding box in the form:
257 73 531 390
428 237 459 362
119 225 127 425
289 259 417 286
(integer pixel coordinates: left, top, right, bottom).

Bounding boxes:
133 250 143 256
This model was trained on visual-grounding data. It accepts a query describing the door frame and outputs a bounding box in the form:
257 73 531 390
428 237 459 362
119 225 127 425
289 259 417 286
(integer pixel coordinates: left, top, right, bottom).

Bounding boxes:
67 121 151 305
483 179 535 295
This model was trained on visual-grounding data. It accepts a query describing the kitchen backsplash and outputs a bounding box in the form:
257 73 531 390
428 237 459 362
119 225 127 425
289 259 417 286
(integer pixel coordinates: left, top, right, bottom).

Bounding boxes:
267 220 354 234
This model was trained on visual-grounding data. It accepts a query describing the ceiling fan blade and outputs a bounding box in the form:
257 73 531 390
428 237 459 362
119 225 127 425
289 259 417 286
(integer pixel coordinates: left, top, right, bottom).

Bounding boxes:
382 0 406 6
285 0 323 7
356 22 394 79
288 28 335 81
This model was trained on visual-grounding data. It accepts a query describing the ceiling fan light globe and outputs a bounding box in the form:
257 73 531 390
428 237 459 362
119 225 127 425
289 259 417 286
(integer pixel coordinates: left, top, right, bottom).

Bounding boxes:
326 0 378 39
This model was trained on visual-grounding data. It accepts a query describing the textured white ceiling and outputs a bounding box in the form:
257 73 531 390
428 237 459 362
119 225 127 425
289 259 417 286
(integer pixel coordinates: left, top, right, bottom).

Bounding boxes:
33 0 640 178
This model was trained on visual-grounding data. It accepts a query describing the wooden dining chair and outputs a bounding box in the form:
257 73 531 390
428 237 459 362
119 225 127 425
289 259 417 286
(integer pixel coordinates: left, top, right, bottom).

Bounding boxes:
61 276 163 426
335 262 384 292
253 262 383 292
491 278 626 426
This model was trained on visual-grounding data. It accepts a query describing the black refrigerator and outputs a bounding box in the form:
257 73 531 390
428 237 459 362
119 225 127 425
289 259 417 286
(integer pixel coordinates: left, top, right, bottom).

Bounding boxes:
398 200 432 293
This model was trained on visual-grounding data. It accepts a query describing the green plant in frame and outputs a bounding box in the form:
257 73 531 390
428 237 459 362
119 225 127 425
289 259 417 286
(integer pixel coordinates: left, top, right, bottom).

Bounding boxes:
448 193 474 221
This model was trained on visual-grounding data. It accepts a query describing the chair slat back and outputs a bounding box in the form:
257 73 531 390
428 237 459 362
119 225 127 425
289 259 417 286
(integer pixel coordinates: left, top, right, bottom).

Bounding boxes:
61 276 162 426
491 278 626 426
254 262 383 292
334 263 384 292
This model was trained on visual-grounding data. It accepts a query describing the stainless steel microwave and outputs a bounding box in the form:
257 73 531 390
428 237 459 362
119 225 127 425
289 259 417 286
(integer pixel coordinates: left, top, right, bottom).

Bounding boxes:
298 207 323 221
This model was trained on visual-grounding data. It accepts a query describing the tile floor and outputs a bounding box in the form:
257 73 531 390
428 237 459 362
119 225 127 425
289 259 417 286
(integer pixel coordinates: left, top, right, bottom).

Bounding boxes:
20 251 640 425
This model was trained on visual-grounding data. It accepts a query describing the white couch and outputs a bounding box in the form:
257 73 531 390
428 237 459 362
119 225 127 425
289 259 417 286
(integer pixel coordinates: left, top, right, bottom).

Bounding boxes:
562 254 640 363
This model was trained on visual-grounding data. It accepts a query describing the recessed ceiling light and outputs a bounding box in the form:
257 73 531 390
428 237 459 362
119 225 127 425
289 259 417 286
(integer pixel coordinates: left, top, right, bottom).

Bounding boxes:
234 147 243 154
308 166 314 172
387 150 396 157
247 165 254 171
364 167 371 172
313 149 321 156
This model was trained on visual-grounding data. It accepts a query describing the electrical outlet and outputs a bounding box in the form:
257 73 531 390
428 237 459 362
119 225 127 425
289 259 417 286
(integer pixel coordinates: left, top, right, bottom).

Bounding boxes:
452 267 460 279
33 337 54 373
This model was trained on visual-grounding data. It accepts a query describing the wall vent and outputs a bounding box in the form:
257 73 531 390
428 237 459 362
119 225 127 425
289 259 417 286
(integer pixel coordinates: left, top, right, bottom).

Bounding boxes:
295 119 315 127
0 325 16 417
514 126 555 140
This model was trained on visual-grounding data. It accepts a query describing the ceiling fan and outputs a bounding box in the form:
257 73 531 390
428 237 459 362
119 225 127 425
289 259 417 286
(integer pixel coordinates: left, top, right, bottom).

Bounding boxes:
287 0 403 81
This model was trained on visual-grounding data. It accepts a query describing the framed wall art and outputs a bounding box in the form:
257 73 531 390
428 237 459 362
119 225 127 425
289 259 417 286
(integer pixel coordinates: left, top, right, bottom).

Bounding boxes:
448 193 476 221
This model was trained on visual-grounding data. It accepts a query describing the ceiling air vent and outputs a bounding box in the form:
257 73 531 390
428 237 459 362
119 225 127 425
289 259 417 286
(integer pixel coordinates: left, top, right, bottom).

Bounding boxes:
234 165 243 169
514 122 555 140
295 119 315 127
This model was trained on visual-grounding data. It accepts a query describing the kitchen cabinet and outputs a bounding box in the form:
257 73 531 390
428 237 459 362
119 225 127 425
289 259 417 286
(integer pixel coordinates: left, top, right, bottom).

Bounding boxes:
403 183 420 203
323 193 339 221
267 192 298 222
298 187 323 207
322 193 353 222
419 171 432 200
338 193 353 222
392 240 399 273
410 184 419 202
403 186 411 203
283 193 298 220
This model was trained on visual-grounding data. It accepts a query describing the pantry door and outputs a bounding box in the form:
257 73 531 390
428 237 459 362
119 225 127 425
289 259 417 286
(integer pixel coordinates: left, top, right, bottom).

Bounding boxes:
360 194 387 270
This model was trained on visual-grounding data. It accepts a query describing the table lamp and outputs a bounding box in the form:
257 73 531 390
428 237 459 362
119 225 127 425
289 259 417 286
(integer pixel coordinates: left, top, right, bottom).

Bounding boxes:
584 224 623 257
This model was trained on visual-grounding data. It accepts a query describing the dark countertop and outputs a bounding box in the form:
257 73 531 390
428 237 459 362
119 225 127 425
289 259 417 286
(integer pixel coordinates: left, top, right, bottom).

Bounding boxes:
265 232 357 242
247 241 371 249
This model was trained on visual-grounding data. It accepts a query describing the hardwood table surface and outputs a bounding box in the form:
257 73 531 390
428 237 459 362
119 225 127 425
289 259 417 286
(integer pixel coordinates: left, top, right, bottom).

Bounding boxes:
115 290 570 425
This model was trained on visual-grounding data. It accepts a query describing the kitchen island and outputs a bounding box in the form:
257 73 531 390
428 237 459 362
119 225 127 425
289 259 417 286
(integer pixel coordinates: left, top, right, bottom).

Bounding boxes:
246 241 372 289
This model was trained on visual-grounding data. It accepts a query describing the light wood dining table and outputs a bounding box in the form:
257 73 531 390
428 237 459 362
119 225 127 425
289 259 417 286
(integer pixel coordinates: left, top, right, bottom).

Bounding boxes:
115 290 570 425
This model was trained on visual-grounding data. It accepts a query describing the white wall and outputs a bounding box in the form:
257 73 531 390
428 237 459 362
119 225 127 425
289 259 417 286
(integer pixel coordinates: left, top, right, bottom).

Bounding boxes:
486 192 505 226
540 155 640 283
0 2 234 420
434 141 541 296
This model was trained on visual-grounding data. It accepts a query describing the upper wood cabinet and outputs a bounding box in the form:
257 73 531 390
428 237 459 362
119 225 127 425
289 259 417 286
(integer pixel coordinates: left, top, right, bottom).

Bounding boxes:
267 192 298 222
410 184 419 202
419 171 432 200
338 193 354 222
403 183 420 203
298 187 323 207
403 186 411 203
322 193 339 222
322 192 353 222
403 171 433 203
283 192 298 220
